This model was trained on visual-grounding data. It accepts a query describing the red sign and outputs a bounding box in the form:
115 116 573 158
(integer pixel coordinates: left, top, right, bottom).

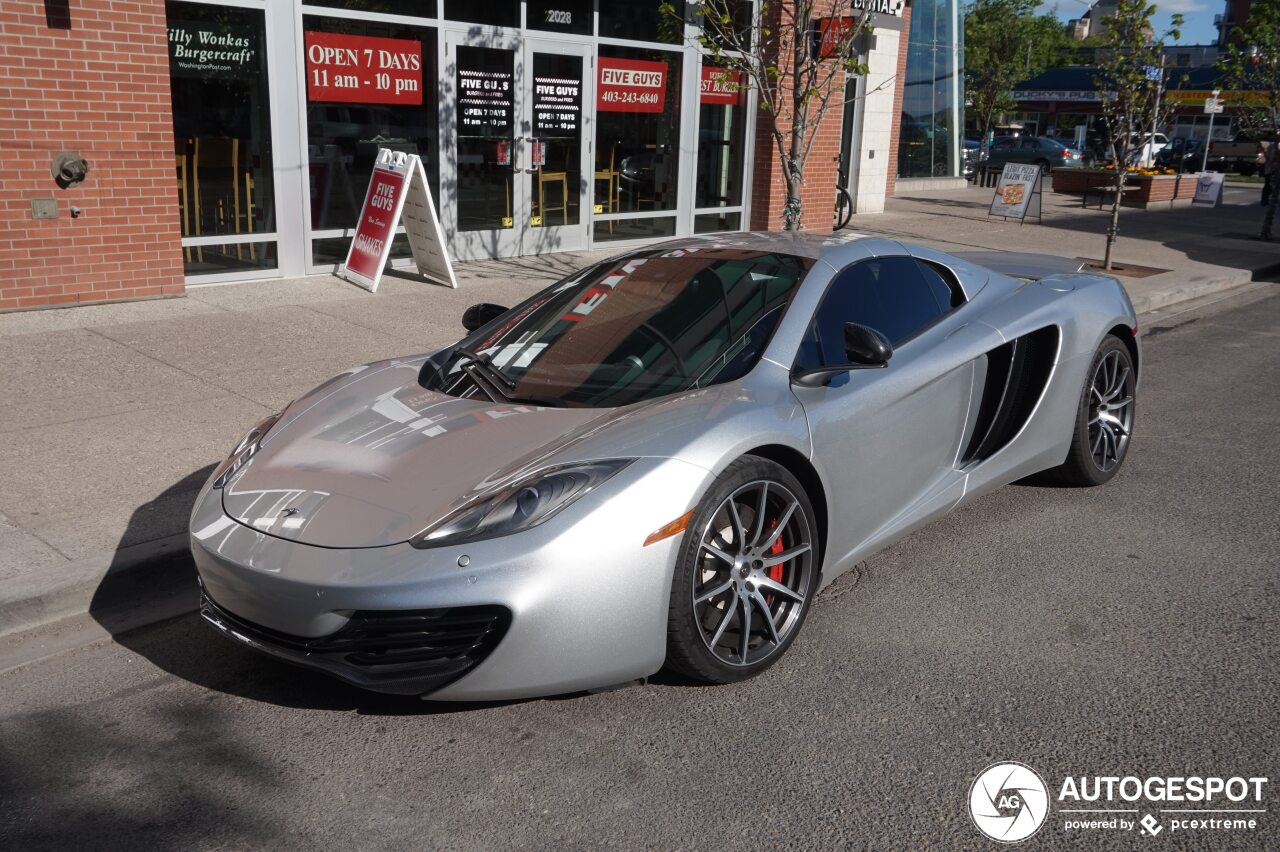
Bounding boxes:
305 31 423 105
700 67 742 105
345 162 409 283
816 17 858 60
597 57 666 113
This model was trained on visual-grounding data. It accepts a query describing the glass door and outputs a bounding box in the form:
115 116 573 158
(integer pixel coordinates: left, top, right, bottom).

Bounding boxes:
443 32 590 260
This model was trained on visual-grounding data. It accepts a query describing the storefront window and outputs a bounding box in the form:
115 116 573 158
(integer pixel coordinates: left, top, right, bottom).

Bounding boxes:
443 0 518 28
595 45 683 226
302 16 438 264
897 0 961 178
306 0 438 15
167 2 276 276
599 0 684 45
695 63 746 210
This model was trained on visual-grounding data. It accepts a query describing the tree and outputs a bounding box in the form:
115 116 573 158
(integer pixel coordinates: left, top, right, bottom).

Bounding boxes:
1218 0 1280 239
1092 0 1182 270
965 0 1073 146
666 0 871 230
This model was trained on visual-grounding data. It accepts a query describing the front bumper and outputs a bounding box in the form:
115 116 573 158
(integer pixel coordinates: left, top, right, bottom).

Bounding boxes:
200 592 511 695
189 456 714 700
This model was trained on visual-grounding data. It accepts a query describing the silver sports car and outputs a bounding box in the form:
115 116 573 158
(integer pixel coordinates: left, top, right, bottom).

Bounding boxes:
191 233 1139 700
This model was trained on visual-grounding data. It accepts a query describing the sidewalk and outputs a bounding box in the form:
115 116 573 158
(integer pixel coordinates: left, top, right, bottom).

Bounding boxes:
1 192 1278 640
852 182 1280 313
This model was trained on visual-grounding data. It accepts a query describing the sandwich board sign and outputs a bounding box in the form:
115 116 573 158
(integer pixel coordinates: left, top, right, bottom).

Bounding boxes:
988 163 1043 224
339 149 457 292
1191 171 1225 208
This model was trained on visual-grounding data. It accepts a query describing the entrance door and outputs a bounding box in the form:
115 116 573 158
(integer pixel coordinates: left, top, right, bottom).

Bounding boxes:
444 33 591 261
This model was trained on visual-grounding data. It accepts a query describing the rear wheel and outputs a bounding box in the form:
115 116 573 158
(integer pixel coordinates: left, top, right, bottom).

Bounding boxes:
1053 335 1135 486
1035 158 1052 173
665 457 819 684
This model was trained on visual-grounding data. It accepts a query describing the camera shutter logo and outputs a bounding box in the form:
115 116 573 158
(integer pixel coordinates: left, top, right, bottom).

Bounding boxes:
969 762 1050 843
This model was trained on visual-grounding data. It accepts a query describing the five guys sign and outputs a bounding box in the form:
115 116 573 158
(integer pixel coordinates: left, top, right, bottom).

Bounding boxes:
597 57 666 113
305 31 423 105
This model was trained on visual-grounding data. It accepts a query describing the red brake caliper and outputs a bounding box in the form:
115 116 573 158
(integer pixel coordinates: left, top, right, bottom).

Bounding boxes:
764 519 784 605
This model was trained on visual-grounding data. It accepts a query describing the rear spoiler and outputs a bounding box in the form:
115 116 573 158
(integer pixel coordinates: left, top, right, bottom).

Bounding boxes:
953 251 1089 281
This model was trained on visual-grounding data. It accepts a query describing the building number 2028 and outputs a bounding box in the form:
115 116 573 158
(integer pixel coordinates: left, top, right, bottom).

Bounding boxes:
545 9 573 24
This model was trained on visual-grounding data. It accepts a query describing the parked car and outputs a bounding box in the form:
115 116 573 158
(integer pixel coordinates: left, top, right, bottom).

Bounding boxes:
1205 133 1270 176
1125 132 1170 166
193 234 1140 700
963 139 980 178
1155 138 1228 173
985 136 1085 172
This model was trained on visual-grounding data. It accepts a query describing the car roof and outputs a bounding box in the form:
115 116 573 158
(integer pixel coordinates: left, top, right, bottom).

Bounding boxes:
649 231 880 260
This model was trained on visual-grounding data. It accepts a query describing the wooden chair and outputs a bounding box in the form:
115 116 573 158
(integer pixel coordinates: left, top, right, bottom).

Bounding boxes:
174 139 193 262
192 137 245 260
594 144 620 232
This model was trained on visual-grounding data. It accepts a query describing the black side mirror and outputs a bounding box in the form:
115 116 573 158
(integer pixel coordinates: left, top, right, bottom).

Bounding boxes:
843 322 893 366
462 302 508 332
792 322 892 387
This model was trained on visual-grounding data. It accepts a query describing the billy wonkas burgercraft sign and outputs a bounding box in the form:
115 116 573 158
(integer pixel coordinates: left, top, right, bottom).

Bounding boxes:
305 31 423 105
168 22 258 79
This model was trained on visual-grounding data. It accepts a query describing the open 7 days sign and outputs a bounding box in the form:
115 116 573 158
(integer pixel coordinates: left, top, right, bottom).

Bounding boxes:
339 149 457 293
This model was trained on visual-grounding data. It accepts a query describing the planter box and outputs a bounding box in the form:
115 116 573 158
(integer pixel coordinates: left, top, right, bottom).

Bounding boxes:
1121 174 1197 208
1052 169 1197 209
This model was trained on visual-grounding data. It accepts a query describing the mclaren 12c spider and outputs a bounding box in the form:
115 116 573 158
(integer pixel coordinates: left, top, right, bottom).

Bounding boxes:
191 233 1139 700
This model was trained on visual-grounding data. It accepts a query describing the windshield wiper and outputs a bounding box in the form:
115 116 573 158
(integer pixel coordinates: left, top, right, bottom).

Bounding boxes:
451 348 516 391
450 348 566 407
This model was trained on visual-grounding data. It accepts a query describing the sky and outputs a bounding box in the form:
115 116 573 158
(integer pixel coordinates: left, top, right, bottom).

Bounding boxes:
1040 0 1222 45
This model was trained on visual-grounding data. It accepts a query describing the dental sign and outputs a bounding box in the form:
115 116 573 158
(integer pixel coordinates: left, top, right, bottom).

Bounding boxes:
597 58 666 113
305 32 422 105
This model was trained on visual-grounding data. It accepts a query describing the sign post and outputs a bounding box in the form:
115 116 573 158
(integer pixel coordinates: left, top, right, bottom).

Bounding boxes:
988 163 1044 224
1201 89 1223 172
339 149 457 292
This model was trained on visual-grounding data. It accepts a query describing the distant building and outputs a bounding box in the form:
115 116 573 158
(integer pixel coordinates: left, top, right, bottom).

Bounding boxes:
1216 0 1255 45
1068 0 1119 40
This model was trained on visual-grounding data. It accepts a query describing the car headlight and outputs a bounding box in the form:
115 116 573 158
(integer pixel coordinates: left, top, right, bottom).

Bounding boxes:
210 411 282 489
410 459 634 548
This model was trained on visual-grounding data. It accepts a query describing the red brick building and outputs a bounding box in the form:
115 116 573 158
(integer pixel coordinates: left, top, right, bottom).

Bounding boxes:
1 0 958 311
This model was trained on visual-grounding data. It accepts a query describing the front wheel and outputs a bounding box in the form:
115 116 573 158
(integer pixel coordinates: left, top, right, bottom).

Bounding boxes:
664 457 820 684
1052 335 1136 486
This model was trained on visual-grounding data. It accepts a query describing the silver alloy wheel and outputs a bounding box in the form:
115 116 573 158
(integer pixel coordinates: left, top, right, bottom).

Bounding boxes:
1088 349 1134 472
692 480 814 667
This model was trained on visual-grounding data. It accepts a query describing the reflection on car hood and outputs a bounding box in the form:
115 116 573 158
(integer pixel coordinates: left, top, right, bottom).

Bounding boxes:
221 359 613 548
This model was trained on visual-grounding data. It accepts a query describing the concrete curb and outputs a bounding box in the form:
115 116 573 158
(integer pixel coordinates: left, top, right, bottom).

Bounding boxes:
1 271 1277 645
0 534 192 639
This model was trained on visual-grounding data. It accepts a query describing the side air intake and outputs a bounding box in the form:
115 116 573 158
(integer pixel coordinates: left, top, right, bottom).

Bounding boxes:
962 326 1060 464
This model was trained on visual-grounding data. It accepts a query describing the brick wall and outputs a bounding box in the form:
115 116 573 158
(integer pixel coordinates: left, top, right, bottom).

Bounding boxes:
885 3 912 197
748 5 846 232
0 0 183 312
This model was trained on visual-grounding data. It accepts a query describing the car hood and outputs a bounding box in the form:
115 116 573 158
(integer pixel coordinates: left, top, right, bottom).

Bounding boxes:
221 359 615 548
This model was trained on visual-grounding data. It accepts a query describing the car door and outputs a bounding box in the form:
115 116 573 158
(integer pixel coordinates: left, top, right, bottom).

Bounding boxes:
790 256 997 571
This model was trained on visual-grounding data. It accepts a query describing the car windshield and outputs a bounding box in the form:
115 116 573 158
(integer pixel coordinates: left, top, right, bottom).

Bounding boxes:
421 248 814 408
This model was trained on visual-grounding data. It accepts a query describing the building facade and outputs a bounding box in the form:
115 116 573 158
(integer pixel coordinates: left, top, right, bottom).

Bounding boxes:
1 0 963 310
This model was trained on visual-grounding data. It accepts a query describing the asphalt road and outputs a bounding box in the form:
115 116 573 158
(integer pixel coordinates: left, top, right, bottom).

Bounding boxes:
1 289 1277 851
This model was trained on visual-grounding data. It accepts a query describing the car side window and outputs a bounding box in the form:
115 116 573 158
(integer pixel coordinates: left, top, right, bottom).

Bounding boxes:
795 257 950 370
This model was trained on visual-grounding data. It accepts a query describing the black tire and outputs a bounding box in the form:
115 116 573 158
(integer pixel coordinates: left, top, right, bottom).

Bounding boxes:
1052 335 1136 486
1035 158 1052 173
665 456 821 684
